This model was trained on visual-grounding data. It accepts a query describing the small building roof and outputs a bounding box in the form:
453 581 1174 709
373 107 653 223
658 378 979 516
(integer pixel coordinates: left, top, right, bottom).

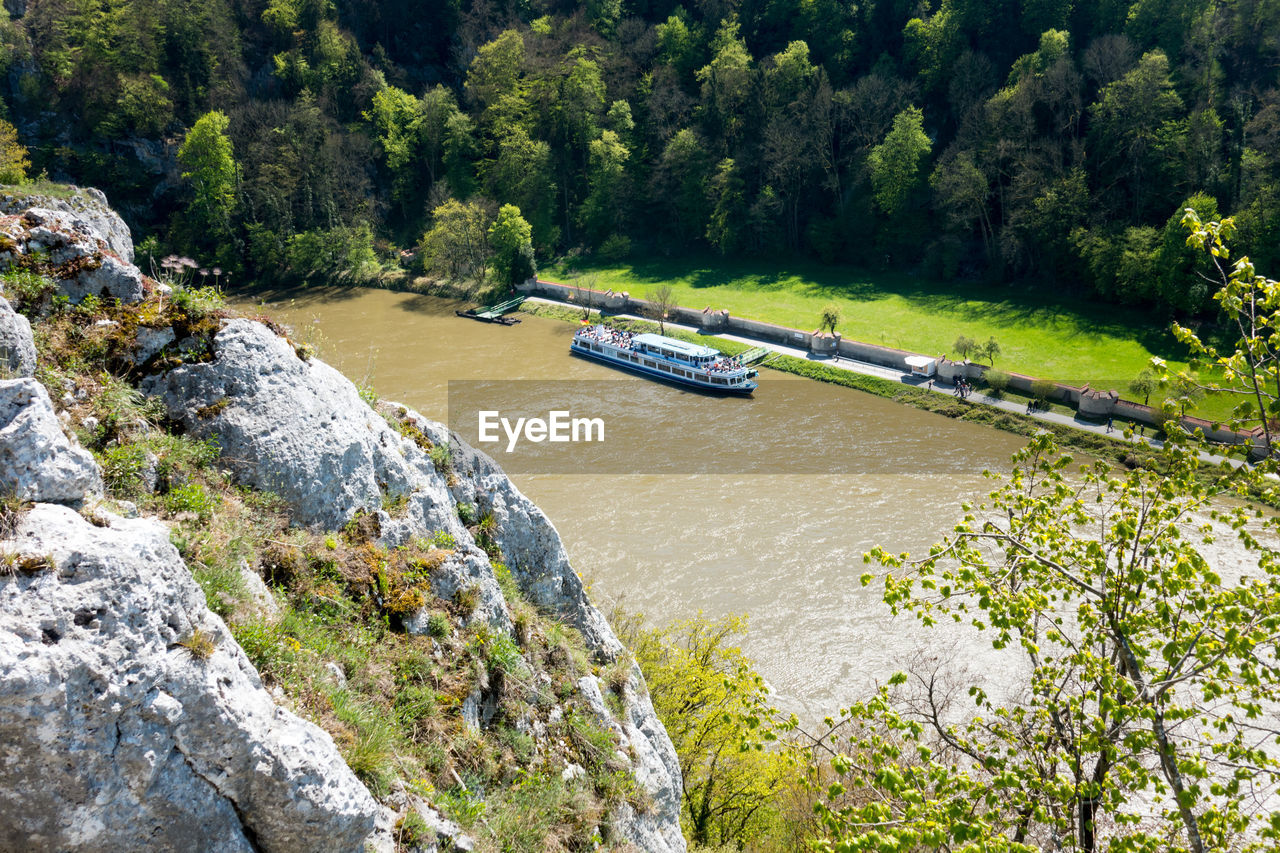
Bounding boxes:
633 333 719 358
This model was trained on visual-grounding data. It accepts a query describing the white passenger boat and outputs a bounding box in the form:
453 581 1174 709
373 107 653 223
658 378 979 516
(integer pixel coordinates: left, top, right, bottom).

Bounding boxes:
570 325 758 395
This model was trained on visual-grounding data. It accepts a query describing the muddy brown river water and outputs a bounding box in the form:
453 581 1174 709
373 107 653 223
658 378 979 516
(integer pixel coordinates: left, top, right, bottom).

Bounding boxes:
232 287 1034 715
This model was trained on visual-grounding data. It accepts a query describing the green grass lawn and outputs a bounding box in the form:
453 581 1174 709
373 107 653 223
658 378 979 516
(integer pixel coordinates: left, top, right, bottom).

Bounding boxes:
1 180 82 199
545 254 1239 421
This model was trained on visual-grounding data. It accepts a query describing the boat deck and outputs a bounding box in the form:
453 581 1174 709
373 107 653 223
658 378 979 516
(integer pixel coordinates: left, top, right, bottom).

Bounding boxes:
571 326 757 394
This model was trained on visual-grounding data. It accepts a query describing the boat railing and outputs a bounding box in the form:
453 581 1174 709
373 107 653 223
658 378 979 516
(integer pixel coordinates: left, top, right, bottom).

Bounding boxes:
575 326 752 379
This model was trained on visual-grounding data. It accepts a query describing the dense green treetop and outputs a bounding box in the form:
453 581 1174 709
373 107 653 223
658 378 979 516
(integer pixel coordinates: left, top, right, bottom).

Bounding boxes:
2 0 1279 313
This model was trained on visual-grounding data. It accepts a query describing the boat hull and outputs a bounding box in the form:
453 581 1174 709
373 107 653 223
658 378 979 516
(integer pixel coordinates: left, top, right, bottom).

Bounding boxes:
571 343 756 395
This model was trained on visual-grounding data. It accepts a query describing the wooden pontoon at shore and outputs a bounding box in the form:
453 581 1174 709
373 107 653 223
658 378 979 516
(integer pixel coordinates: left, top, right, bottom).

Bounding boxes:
456 295 526 325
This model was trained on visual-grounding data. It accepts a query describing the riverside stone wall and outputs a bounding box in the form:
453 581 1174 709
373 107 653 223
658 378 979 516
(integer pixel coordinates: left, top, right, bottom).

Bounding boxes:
520 278 1261 449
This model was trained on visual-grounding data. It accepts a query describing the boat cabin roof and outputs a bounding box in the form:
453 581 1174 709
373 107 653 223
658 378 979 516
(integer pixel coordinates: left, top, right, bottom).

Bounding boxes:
632 333 719 359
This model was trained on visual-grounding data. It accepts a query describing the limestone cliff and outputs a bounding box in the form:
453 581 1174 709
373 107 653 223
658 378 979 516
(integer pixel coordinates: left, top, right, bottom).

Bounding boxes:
0 504 378 852
144 319 685 853
0 186 686 853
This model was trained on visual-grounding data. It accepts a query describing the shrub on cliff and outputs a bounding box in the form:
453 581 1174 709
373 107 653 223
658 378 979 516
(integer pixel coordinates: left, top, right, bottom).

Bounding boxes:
615 609 811 849
0 118 30 185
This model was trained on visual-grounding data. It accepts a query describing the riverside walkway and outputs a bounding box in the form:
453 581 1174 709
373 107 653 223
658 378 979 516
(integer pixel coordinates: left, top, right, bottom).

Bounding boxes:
528 296 1236 462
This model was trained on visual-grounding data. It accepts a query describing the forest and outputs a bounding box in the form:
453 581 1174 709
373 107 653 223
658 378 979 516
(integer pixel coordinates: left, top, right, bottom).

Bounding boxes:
2 0 1279 316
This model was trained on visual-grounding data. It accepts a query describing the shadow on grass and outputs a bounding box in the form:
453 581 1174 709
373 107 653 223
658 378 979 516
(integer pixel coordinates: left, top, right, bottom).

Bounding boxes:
555 253 1188 363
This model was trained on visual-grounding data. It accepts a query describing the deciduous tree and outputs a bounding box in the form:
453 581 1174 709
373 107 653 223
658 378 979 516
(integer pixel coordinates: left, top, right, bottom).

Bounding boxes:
487 204 534 287
178 110 238 242
0 118 30 185
820 303 841 334
646 283 675 334
812 218 1280 853
868 106 932 219
617 612 794 849
422 199 490 282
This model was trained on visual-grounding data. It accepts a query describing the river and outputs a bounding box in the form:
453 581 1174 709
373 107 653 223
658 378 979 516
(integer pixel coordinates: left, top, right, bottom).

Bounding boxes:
232 287 1031 715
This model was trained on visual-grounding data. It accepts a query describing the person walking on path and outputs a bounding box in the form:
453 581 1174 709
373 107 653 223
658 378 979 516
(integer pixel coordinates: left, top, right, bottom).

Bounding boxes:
1107 414 1114 433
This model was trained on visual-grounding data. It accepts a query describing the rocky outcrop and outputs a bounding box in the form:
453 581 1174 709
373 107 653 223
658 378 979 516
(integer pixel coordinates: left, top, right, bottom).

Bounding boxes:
0 296 35 377
144 319 510 632
0 187 134 263
0 202 146 305
383 404 625 658
0 185 685 852
0 193 386 852
65 252 147 303
0 378 101 503
145 317 686 852
144 320 459 535
0 503 378 851
611 665 685 853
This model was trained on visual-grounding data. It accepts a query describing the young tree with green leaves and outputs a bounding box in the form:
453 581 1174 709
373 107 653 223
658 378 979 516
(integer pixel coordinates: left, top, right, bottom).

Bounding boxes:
1128 367 1158 406
811 215 1280 853
1089 50 1186 220
696 17 753 146
868 107 932 219
820 303 841 334
617 612 796 849
650 128 711 245
705 158 747 255
1165 372 1205 417
178 110 238 243
487 204 534 287
366 85 424 211
646 283 676 335
0 118 30 185
465 30 527 142
421 199 489 282
579 129 630 247
485 126 558 251
978 336 1001 365
1169 210 1280 457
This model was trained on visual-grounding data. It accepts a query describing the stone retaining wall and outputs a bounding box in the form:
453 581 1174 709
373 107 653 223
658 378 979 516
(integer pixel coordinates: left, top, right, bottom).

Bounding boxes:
518 278 1259 449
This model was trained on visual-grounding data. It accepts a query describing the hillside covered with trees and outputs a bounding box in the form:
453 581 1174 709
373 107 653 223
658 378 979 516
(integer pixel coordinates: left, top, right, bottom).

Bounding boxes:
2 0 1279 314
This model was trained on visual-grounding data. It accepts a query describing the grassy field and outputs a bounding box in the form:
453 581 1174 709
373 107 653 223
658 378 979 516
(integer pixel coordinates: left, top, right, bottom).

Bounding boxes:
547 255 1188 383
1 180 83 199
545 254 1239 420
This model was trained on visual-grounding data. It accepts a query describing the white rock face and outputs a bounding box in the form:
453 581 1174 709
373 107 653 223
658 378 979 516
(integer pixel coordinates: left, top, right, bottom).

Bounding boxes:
0 378 102 503
0 504 378 852
443 429 625 658
0 205 145 305
134 324 176 366
0 295 35 377
67 252 146 304
144 320 512 633
0 187 135 262
145 320 460 535
611 664 686 853
143 319 686 851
